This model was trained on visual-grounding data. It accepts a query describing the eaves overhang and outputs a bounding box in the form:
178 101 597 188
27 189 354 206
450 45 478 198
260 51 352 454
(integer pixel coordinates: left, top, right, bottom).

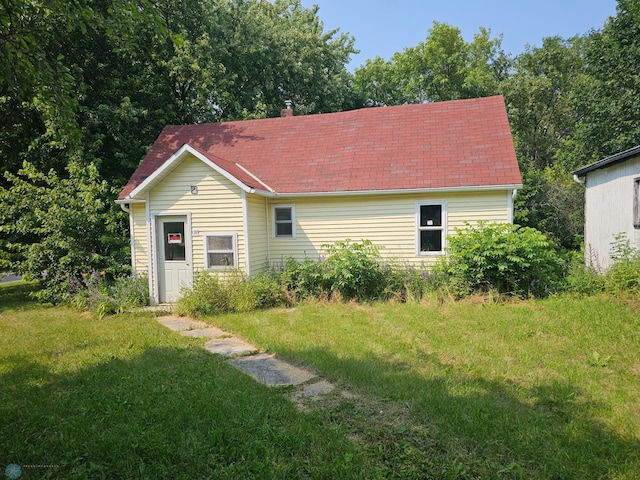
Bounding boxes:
249 183 523 199
572 144 640 181
122 144 270 201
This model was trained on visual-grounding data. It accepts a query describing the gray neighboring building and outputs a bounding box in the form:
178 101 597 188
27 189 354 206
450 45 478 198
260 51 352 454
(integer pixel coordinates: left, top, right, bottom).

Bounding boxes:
573 145 640 270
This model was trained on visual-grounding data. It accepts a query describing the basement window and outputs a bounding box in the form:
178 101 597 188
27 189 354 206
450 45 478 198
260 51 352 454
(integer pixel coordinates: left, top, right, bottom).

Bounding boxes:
204 233 237 269
273 205 296 238
416 202 446 254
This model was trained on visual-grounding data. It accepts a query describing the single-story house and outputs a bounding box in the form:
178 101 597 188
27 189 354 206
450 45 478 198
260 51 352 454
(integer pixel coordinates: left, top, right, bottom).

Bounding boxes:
117 95 522 304
572 145 640 269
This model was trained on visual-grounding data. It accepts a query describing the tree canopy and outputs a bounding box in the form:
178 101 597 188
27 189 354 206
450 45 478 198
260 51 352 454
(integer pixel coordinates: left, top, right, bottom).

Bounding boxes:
0 0 359 296
353 22 508 105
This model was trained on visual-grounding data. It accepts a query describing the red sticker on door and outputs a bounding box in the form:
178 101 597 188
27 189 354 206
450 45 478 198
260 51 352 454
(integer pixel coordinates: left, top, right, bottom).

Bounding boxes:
167 233 182 244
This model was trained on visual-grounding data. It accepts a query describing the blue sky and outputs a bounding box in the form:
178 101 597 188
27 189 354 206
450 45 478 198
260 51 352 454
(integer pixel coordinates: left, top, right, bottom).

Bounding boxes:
300 0 618 70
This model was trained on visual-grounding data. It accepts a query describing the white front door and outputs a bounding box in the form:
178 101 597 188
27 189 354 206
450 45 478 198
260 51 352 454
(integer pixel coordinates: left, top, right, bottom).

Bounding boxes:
157 216 191 303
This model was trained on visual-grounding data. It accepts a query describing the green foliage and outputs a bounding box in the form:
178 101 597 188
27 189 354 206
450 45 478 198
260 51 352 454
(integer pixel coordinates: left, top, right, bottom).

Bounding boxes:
180 241 439 314
353 22 507 105
321 239 386 301
565 254 606 296
564 236 640 297
281 257 328 300
281 239 388 301
175 271 230 317
1 0 359 299
502 36 588 171
441 222 565 298
381 263 433 303
569 0 640 165
0 0 168 184
175 270 287 318
502 36 589 250
604 234 640 295
282 241 437 303
245 269 287 310
513 164 585 250
70 271 149 319
0 161 130 303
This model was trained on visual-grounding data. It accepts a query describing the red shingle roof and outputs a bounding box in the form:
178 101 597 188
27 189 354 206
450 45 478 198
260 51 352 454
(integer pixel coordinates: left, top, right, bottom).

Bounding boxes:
118 95 521 200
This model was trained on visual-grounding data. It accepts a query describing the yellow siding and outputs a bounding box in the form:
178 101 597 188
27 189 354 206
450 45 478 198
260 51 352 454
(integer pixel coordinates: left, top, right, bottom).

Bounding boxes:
131 203 148 275
246 194 269 274
447 192 510 230
148 154 246 271
131 154 511 278
267 190 510 267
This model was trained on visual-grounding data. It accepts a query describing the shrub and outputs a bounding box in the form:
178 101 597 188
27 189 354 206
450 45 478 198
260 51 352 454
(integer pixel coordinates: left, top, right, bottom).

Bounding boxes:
0 161 130 304
69 271 148 319
174 271 229 317
442 222 565 298
282 242 438 303
246 269 287 309
604 234 640 295
175 269 287 317
281 257 329 300
382 263 431 303
224 270 269 313
565 254 605 296
322 239 386 301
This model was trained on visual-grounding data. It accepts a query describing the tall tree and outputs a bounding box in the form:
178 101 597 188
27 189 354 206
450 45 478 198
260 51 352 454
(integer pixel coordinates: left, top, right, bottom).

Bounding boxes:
502 36 588 170
0 0 358 298
353 22 507 106
569 0 640 165
501 36 588 249
1 0 358 184
0 0 166 181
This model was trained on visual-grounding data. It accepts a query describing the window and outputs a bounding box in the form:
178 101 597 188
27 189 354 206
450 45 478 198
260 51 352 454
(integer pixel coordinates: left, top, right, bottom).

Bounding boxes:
163 221 186 261
634 177 640 228
273 205 295 238
416 203 445 254
204 233 237 269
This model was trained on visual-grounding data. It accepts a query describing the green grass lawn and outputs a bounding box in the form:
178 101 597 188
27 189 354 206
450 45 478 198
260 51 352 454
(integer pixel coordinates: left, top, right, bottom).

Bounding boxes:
210 296 640 479
2 282 639 479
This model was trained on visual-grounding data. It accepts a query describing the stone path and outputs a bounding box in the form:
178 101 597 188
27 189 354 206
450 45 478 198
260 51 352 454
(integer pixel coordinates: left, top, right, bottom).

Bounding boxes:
156 315 335 405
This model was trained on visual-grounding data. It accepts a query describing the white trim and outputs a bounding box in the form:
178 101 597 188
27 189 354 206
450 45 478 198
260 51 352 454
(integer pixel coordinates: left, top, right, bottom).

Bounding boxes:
242 191 251 276
128 207 136 273
272 204 296 239
507 190 514 224
145 193 155 304
250 184 523 199
265 197 271 265
235 162 275 193
203 232 238 270
415 201 447 256
127 144 255 200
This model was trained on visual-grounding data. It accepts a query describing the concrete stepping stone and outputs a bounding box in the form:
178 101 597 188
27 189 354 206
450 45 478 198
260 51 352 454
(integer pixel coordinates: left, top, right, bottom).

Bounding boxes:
204 337 258 357
230 353 317 387
156 315 339 403
180 326 227 338
157 316 208 332
299 380 335 398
